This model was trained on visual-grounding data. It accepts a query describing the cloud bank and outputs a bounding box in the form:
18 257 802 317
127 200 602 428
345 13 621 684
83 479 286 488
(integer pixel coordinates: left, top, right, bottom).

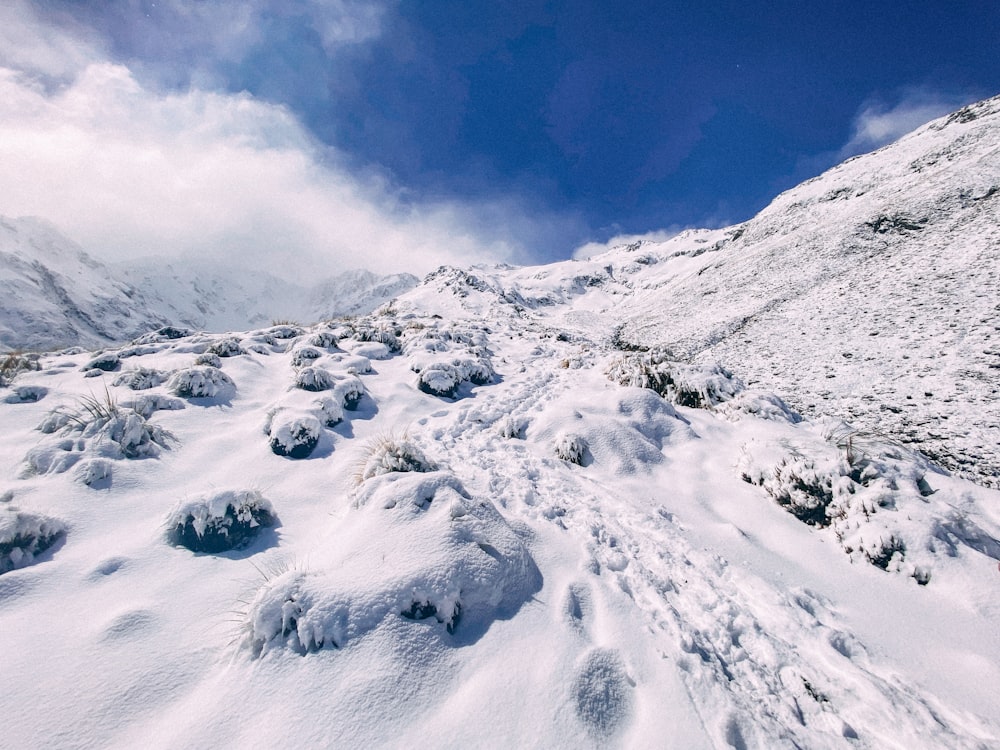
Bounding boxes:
0 1 580 281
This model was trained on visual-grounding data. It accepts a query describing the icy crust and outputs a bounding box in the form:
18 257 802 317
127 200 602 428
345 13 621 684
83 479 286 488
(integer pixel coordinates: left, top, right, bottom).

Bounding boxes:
738 424 1000 582
167 490 276 553
244 472 540 656
0 507 66 574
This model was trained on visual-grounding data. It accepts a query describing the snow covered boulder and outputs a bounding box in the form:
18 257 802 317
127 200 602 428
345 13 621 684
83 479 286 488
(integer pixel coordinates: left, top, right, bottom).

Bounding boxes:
167 489 276 553
267 411 322 459
243 472 541 656
0 509 66 574
168 366 236 400
112 367 169 391
332 374 365 410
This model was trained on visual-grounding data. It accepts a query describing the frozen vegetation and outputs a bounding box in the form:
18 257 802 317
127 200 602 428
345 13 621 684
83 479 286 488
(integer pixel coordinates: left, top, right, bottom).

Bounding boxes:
0 96 998 748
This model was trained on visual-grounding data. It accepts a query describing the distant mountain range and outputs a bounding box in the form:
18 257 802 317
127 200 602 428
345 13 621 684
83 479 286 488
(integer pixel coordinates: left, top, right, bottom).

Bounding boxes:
0 218 418 351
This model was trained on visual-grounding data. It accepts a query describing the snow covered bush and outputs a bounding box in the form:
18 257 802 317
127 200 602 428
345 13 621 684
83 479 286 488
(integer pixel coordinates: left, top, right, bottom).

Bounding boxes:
74 458 113 487
208 337 246 357
167 489 276 553
243 472 540 656
554 432 588 465
290 346 322 368
417 362 461 398
125 394 185 419
4 385 47 404
0 351 41 387
717 390 802 423
332 374 365 410
738 431 1000 581
168 366 236 399
354 434 437 485
265 324 304 340
294 366 334 392
194 352 222 368
606 350 742 408
81 352 120 373
0 509 65 574
307 330 339 349
112 367 169 390
132 326 192 345
267 411 322 459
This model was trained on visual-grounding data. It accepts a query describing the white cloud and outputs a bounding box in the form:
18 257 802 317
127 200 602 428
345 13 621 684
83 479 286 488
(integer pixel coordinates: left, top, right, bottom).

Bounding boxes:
571 228 684 260
0 50 546 281
0 1 104 80
839 88 976 158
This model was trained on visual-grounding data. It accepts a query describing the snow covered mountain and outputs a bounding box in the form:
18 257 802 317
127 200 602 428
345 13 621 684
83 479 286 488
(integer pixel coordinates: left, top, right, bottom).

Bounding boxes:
1 96 998 748
0 216 170 351
116 261 419 333
0 220 418 350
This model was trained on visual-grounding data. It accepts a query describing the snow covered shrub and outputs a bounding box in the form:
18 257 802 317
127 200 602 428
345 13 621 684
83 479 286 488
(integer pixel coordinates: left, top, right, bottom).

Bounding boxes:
125 394 185 419
268 412 322 459
314 396 344 427
265 324 304 340
168 366 236 399
208 337 246 357
417 363 461 398
290 346 322 368
167 489 276 553
132 326 192 345
0 509 65 574
4 385 47 404
738 434 1000 580
81 352 120 373
0 351 41 386
308 330 339 349
75 458 113 487
294 366 333 392
194 352 222 368
352 324 401 352
606 350 742 408
498 415 525 439
244 472 541 656
717 390 802 423
112 367 169 391
554 432 588 465
332 374 365 410
354 434 437 485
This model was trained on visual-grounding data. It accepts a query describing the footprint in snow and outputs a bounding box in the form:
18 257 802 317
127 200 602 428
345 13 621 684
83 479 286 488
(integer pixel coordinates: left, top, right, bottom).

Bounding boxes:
572 648 634 737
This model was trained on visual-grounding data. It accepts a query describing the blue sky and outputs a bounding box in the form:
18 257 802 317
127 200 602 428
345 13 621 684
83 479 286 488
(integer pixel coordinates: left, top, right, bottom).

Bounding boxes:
1 1 998 274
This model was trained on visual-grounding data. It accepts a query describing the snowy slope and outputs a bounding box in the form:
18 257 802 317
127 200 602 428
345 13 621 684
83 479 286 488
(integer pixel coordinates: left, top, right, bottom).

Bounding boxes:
0 216 169 351
1 96 999 750
1 294 998 748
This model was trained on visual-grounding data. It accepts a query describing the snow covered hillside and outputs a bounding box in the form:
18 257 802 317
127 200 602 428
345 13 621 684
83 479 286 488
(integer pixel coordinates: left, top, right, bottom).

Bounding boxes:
1 289 998 747
0 219 418 350
1 96 998 748
0 216 170 352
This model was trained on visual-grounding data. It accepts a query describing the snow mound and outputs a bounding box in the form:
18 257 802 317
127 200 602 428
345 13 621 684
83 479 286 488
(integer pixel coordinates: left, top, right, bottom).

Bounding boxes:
243 471 540 656
167 489 276 553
